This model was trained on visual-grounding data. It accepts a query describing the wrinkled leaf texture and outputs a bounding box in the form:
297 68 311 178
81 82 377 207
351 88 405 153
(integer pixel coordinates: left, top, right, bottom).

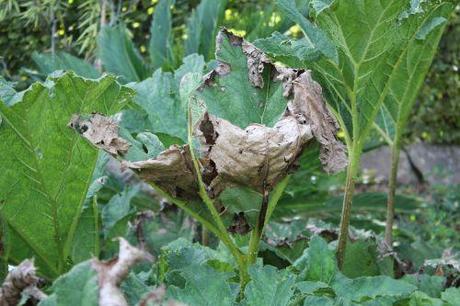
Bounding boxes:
257 0 455 150
0 73 131 278
374 1 454 144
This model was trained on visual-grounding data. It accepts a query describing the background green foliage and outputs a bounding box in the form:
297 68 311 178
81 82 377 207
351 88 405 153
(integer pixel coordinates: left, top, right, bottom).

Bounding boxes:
408 8 460 144
1 0 458 143
0 1 460 305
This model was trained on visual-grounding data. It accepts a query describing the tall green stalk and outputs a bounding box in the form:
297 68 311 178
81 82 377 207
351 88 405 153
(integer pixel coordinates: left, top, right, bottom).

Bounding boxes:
247 176 290 264
336 142 361 269
384 137 401 249
186 112 250 288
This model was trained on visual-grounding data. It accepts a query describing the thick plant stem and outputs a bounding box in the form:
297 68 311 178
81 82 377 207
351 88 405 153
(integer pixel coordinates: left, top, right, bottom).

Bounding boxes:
384 140 401 249
336 145 360 269
201 227 209 246
150 181 249 286
248 190 269 265
247 176 290 264
186 112 249 289
50 9 56 56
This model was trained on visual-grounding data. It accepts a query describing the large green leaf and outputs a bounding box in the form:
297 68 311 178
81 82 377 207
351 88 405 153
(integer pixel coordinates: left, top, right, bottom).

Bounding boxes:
342 239 393 278
163 239 237 305
184 0 228 60
257 0 455 150
149 0 175 70
243 265 296 306
130 70 187 140
174 54 205 85
332 273 416 302
0 73 131 278
38 262 99 306
0 76 23 106
254 32 321 68
276 0 337 62
31 52 100 79
294 235 337 284
101 185 139 238
195 30 288 128
310 0 408 141
442 288 460 305
374 2 454 144
402 274 445 298
98 24 150 83
167 264 237 306
71 196 100 264
129 54 205 141
303 296 334 306
278 192 422 217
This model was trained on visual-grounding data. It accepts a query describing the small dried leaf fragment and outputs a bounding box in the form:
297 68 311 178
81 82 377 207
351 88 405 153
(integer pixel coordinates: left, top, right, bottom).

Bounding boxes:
69 114 130 155
0 259 46 306
227 212 251 235
91 238 153 306
242 40 271 88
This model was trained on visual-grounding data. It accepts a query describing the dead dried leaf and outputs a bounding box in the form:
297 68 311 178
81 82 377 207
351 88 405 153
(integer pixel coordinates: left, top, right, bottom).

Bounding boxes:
124 145 197 198
71 30 347 200
0 259 46 306
286 71 348 173
91 238 153 306
197 112 313 196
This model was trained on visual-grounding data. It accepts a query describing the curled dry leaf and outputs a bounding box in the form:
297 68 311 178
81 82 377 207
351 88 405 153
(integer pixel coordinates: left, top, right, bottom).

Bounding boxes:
70 30 346 199
284 71 347 173
0 259 47 306
91 238 153 306
124 145 197 198
240 29 347 174
197 113 313 196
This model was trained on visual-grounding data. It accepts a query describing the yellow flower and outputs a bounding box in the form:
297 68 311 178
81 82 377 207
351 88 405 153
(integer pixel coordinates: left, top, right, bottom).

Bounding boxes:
227 29 246 37
225 9 233 20
268 13 281 27
337 129 345 139
288 25 301 36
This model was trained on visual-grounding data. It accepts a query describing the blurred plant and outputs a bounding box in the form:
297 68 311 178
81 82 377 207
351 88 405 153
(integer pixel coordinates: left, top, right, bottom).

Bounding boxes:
371 1 456 250
76 0 104 58
408 6 460 145
254 0 456 268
